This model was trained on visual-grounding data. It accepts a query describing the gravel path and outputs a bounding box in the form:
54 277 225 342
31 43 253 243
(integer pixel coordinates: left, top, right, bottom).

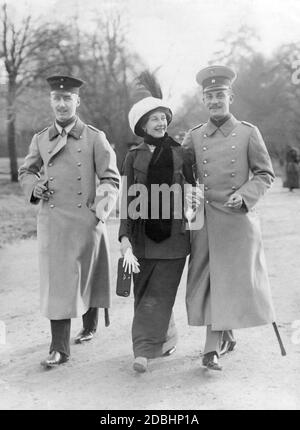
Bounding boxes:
0 178 299 410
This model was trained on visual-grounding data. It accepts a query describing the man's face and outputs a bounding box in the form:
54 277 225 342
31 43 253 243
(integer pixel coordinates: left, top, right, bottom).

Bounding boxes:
202 89 233 119
50 90 80 122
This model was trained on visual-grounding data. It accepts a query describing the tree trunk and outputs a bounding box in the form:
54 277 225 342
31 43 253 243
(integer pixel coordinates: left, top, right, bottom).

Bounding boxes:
7 78 18 182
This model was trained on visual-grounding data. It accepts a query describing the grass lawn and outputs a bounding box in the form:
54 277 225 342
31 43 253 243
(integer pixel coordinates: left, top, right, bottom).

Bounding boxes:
0 177 38 248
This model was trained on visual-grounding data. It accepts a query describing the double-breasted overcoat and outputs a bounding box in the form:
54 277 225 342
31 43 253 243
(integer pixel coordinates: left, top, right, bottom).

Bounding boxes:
19 118 120 320
182 115 276 330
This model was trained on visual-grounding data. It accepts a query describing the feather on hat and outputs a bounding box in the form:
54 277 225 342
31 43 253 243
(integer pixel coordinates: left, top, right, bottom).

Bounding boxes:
128 70 172 137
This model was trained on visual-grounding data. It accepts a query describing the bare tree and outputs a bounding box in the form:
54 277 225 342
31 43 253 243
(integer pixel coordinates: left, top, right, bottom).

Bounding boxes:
73 12 145 165
0 2 68 181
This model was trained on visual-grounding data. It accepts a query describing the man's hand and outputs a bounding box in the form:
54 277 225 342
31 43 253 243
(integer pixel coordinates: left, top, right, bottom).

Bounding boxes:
186 186 203 211
33 181 50 201
224 193 243 209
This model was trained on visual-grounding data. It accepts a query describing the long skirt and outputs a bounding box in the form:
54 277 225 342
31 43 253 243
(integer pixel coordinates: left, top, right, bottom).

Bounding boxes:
132 258 186 358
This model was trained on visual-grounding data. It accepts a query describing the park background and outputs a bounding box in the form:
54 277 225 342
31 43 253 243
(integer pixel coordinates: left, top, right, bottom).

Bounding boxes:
1 0 300 245
0 0 300 410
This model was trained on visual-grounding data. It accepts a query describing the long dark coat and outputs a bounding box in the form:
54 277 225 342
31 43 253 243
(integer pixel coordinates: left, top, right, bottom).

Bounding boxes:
118 139 194 358
19 118 120 320
118 141 193 258
183 116 276 330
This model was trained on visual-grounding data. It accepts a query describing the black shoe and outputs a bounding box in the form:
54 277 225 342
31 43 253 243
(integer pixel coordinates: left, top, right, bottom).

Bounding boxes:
40 351 69 368
162 346 176 357
74 329 95 344
202 352 222 371
220 340 236 356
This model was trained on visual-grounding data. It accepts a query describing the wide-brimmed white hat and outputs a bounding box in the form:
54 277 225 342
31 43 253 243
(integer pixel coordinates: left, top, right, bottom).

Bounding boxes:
128 71 172 137
128 96 172 137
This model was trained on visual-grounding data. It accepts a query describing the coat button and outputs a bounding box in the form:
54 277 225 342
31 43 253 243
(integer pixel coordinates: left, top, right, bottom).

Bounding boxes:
203 160 207 164
206 200 210 204
77 176 81 180
80 136 83 139
77 162 81 166
204 186 209 191
50 204 55 208
77 148 81 152
77 203 82 208
231 159 236 163
50 190 54 195
48 150 52 154
49 177 54 181
204 173 208 177
232 186 237 190
48 162 53 167
231 145 236 149
232 132 236 136
231 173 236 177
77 191 82 195
203 147 207 151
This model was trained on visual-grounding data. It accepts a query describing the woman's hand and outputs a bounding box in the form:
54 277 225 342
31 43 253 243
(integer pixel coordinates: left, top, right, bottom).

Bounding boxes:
120 236 132 256
123 248 140 274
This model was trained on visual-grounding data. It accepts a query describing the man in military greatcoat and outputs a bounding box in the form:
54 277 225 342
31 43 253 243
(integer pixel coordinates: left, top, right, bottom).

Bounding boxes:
183 65 276 371
19 75 120 368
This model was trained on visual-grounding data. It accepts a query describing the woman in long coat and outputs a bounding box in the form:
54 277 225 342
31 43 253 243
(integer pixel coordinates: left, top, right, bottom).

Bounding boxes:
119 72 194 373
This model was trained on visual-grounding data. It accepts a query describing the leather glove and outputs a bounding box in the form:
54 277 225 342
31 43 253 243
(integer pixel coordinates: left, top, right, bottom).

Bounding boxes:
224 193 243 209
123 248 140 274
32 180 49 201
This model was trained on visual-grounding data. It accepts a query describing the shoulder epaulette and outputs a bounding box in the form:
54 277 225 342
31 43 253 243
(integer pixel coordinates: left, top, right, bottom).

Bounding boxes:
241 121 255 128
191 123 203 131
87 124 100 133
37 127 48 135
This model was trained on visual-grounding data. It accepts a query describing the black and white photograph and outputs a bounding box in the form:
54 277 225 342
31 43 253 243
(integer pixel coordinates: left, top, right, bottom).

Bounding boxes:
0 0 300 412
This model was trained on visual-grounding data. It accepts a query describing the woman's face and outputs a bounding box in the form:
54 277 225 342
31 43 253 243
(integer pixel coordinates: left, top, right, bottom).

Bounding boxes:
143 110 168 138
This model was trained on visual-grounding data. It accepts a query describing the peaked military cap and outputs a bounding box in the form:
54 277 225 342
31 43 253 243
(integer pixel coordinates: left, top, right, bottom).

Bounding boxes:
46 75 84 94
196 65 236 93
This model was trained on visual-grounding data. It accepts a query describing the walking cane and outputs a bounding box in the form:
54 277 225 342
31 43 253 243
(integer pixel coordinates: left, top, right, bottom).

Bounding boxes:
104 308 110 327
272 322 286 356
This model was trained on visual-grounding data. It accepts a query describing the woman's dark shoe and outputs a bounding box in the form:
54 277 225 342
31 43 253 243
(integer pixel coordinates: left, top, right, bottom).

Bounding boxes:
40 351 69 368
220 340 236 356
202 352 222 371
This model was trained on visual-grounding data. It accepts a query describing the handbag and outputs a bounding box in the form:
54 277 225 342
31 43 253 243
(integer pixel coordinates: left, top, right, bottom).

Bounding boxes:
116 257 132 297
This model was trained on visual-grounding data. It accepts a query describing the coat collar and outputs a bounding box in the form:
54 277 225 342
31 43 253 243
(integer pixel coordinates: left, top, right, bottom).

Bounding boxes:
205 115 239 137
132 140 182 174
48 117 85 140
132 137 180 153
